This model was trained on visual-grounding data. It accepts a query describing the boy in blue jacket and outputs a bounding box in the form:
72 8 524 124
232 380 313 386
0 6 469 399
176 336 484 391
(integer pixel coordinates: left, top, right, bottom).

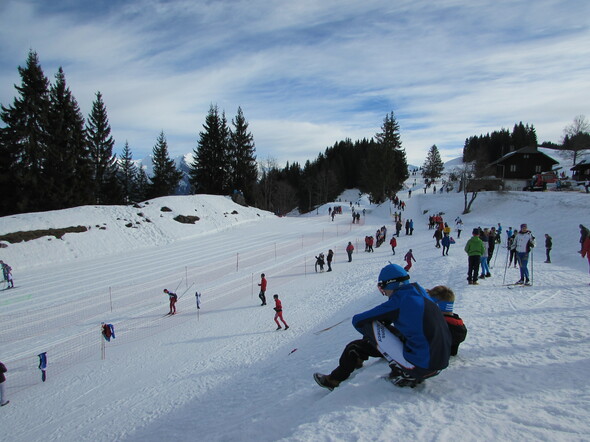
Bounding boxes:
314 264 451 390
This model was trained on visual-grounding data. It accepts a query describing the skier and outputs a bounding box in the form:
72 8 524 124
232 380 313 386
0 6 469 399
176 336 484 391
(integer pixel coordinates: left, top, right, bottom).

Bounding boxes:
313 264 451 390
511 223 535 285
0 261 14 288
427 286 467 356
0 361 8 406
465 228 485 285
327 249 334 272
164 289 177 315
441 233 451 256
403 249 416 271
579 225 589 253
346 242 354 262
273 294 289 330
258 273 267 306
195 291 202 309
544 234 552 263
315 253 325 272
479 228 491 278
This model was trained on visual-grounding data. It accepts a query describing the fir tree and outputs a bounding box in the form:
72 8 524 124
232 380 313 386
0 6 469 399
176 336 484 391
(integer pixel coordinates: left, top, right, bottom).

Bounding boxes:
44 67 92 210
149 131 183 198
0 50 50 215
118 141 138 204
422 145 445 180
190 104 230 195
86 91 120 204
362 111 408 203
135 167 150 202
229 107 257 203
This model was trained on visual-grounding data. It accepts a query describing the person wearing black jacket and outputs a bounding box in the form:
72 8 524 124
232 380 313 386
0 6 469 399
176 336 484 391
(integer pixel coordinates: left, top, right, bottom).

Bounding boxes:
545 234 553 263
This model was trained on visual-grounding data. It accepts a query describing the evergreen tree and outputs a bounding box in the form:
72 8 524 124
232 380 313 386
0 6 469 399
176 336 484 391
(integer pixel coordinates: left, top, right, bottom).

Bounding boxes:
118 141 138 203
86 91 120 204
422 145 445 180
190 104 230 195
149 131 183 198
0 50 50 215
362 111 408 203
44 67 92 210
135 166 150 202
229 107 258 203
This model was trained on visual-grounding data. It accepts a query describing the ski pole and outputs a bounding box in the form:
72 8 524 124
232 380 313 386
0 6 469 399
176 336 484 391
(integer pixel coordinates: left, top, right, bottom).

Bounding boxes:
174 277 184 293
177 282 195 300
502 246 510 285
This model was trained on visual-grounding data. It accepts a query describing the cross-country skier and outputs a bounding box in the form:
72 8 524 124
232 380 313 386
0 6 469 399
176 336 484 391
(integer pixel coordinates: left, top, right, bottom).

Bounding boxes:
164 289 177 315
273 294 289 330
0 261 14 288
313 264 451 390
511 223 535 285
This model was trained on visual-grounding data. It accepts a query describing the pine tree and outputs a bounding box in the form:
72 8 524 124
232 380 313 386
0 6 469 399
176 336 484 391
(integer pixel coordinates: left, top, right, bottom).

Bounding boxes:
149 131 183 198
229 107 257 203
190 104 230 194
422 145 445 180
362 111 408 203
44 67 92 210
135 166 150 202
118 141 138 204
87 91 120 204
0 50 50 215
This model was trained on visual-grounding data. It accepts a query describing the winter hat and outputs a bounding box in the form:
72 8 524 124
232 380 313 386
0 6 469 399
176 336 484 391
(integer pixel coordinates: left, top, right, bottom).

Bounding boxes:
435 300 454 312
472 228 479 235
378 264 410 291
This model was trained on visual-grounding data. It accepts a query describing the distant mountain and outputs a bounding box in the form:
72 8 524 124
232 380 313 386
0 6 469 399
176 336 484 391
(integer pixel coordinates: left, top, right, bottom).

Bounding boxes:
135 154 194 195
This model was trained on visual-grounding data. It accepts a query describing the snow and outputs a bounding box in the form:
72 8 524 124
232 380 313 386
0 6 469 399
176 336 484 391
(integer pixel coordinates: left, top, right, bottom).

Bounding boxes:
1 183 589 442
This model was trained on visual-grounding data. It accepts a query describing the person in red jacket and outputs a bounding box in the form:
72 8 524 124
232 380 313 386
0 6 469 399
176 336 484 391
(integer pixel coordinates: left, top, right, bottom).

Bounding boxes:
273 294 289 330
258 273 267 306
346 242 354 262
404 249 416 271
390 236 397 255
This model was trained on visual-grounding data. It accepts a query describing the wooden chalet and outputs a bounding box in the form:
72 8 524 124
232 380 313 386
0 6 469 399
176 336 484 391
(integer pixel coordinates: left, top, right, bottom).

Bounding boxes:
570 160 590 183
485 146 559 190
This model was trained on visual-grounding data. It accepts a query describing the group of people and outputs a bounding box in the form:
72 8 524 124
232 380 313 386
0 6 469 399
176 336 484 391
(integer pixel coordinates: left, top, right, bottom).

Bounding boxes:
0 260 14 289
315 250 334 272
257 273 289 330
314 263 467 391
465 223 536 285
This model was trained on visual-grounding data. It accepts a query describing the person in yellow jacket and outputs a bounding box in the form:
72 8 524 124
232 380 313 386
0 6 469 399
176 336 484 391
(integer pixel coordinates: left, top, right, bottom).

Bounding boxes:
464 228 485 285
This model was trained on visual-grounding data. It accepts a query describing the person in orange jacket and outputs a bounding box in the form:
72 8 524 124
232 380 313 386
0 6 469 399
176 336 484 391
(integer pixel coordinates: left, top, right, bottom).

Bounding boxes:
273 294 289 330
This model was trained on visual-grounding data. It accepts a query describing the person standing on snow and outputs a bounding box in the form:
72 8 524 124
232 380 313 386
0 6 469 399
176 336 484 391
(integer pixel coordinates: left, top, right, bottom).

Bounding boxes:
579 225 589 253
441 233 451 256
479 228 491 279
327 249 334 272
511 223 535 285
258 273 267 306
273 294 289 330
313 264 451 391
465 228 485 285
581 235 590 285
544 234 553 263
164 289 177 315
0 361 8 406
0 261 14 288
404 249 416 271
390 236 397 255
346 242 354 262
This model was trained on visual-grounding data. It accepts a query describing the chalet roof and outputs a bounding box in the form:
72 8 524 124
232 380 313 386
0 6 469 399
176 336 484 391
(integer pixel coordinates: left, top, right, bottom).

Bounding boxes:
570 159 589 171
488 145 559 167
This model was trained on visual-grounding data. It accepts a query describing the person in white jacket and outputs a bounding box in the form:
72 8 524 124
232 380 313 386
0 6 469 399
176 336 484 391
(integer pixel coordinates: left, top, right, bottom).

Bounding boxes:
511 223 535 285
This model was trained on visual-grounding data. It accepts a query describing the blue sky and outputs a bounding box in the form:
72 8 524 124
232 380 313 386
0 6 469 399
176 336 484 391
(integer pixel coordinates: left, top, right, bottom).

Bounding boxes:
1 0 589 167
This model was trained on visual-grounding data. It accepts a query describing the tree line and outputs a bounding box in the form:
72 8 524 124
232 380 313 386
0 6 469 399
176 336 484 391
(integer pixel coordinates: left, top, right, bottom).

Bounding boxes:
1 51 410 217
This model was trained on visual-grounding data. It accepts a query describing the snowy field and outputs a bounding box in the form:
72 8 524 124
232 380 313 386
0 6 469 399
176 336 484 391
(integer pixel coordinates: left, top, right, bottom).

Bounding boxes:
1 184 589 442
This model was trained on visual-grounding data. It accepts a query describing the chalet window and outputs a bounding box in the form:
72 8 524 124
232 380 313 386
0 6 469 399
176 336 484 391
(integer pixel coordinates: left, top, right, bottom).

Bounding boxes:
509 165 517 172
523 154 530 159
535 165 542 173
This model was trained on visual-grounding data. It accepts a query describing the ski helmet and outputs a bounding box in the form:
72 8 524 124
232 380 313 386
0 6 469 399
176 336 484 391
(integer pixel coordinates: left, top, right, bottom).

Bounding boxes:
377 264 410 291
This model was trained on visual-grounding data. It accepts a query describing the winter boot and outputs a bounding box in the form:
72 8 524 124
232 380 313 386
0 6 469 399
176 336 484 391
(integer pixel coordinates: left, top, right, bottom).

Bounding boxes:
387 365 422 388
524 279 531 286
313 373 340 391
515 279 524 285
276 326 282 330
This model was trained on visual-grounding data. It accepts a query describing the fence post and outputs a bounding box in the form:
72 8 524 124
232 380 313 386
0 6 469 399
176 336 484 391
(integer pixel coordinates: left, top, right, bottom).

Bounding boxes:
236 253 239 272
109 287 113 313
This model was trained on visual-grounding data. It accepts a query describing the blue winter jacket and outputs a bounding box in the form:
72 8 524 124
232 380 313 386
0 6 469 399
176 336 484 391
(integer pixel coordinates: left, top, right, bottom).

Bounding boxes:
352 283 451 370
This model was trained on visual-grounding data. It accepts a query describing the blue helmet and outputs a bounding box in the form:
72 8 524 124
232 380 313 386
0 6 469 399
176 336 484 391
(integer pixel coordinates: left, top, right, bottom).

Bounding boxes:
378 264 410 290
